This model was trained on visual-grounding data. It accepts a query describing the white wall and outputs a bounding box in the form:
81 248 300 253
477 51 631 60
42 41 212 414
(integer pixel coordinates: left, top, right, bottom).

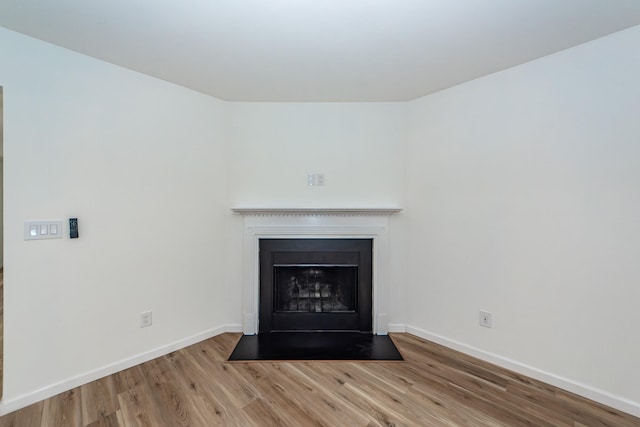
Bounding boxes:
0 28 231 408
406 26 640 414
225 102 409 327
227 102 407 207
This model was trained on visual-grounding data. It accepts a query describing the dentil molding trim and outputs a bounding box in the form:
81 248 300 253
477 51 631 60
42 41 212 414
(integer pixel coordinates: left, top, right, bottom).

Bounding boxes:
231 207 402 216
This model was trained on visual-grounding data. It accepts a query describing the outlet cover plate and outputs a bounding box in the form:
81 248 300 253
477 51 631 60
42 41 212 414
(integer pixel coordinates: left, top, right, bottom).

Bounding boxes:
479 310 493 328
140 311 153 328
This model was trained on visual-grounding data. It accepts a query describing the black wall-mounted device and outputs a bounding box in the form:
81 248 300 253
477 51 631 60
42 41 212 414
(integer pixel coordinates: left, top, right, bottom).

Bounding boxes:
69 218 79 239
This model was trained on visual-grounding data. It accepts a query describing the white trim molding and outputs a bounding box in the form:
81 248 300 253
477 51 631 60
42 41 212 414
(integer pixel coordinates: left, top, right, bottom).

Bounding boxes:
232 207 402 216
232 207 402 335
0 325 241 416
405 325 640 419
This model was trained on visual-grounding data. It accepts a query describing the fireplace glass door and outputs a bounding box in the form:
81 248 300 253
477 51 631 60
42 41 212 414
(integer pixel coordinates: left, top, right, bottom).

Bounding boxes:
274 265 357 313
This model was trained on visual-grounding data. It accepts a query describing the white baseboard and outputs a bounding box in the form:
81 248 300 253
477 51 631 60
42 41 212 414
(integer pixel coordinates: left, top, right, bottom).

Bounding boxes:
405 325 640 419
0 324 239 416
224 323 243 333
387 323 407 333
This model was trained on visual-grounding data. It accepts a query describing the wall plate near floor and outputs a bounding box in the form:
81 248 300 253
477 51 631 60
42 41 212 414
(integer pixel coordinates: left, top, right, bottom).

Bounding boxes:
479 310 493 328
140 311 152 328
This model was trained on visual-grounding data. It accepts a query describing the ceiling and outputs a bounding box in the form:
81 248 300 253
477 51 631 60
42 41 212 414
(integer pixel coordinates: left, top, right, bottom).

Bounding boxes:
1 1 639 102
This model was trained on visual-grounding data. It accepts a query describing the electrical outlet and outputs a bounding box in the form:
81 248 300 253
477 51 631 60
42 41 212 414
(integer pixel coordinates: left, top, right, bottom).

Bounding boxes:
479 310 493 328
140 311 153 328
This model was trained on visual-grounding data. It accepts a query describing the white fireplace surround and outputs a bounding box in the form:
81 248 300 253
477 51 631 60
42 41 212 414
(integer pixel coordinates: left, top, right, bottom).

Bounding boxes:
232 207 402 335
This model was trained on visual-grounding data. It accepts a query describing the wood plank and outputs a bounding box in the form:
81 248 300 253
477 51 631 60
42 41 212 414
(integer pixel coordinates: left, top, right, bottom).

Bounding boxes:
84 412 121 427
40 389 82 427
180 344 256 425
242 398 293 427
80 376 119 425
161 350 237 426
253 362 373 426
0 401 43 427
116 383 168 427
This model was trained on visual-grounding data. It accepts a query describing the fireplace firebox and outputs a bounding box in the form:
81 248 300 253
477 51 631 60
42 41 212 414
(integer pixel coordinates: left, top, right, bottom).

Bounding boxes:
259 239 373 333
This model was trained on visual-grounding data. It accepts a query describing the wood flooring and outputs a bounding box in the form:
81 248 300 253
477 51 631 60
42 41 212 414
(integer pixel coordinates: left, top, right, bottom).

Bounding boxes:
0 332 638 426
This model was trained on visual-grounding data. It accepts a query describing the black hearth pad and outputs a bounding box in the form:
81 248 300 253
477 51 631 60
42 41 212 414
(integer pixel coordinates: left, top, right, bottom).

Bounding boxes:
228 332 403 361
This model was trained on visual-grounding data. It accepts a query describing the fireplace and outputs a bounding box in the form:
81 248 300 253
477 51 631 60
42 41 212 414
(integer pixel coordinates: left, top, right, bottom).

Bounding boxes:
259 238 372 333
233 207 401 335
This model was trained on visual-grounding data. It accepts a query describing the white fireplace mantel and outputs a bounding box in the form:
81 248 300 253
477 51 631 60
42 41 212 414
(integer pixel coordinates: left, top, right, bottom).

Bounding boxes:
232 207 402 335
231 207 402 216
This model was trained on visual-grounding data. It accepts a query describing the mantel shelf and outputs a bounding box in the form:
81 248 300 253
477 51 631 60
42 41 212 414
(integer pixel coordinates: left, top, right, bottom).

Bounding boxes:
231 207 403 216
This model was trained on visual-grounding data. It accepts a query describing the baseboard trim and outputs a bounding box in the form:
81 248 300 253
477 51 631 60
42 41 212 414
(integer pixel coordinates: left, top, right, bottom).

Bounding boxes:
224 323 243 333
387 323 407 333
405 325 640 418
0 324 240 416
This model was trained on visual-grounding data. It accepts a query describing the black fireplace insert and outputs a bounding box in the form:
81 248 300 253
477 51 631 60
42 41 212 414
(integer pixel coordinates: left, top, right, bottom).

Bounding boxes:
259 238 373 333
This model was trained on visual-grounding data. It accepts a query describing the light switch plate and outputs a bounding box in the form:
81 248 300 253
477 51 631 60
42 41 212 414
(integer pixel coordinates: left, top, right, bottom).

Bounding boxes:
24 220 64 240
